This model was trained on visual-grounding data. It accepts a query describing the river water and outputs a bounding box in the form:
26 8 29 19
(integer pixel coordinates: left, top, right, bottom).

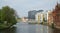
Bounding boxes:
0 22 60 33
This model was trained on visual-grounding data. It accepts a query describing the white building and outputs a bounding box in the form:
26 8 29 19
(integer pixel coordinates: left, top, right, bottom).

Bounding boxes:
35 12 43 23
35 11 48 23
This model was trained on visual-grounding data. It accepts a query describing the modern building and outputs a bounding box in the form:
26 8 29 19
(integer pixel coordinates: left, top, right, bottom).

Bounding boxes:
35 11 48 23
52 3 60 29
28 10 43 20
43 11 48 22
28 10 36 20
35 12 43 23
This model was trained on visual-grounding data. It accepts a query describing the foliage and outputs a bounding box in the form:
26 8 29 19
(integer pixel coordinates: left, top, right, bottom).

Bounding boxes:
0 6 17 29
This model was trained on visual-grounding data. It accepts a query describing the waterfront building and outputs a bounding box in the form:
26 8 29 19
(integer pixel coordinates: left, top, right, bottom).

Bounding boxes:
28 10 36 20
43 11 48 22
47 11 53 25
35 11 48 23
35 12 43 23
28 10 43 20
52 3 60 28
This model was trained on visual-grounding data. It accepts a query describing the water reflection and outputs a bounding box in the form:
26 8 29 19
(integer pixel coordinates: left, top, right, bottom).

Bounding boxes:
0 22 60 33
0 27 16 33
53 29 60 33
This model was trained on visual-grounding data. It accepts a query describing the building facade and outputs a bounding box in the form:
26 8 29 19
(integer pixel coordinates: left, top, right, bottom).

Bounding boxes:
28 10 36 20
35 11 48 23
52 3 60 28
47 11 53 25
28 10 43 20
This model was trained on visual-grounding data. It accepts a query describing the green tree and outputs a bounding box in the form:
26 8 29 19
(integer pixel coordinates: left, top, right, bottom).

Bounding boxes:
0 9 1 22
0 6 17 29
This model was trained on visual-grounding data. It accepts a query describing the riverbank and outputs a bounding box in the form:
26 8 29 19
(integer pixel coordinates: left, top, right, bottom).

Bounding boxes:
40 22 55 29
0 23 16 29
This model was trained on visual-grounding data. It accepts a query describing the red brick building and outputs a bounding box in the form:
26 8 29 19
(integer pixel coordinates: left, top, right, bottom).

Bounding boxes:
52 3 60 29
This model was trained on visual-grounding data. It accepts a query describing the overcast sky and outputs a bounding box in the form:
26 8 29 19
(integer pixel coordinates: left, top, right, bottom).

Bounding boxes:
0 0 60 17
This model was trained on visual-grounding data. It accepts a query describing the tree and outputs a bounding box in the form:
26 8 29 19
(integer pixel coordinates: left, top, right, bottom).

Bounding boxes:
0 9 1 23
0 6 17 29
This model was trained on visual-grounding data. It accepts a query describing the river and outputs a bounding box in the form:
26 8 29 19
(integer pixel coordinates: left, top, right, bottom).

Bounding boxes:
0 22 60 33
